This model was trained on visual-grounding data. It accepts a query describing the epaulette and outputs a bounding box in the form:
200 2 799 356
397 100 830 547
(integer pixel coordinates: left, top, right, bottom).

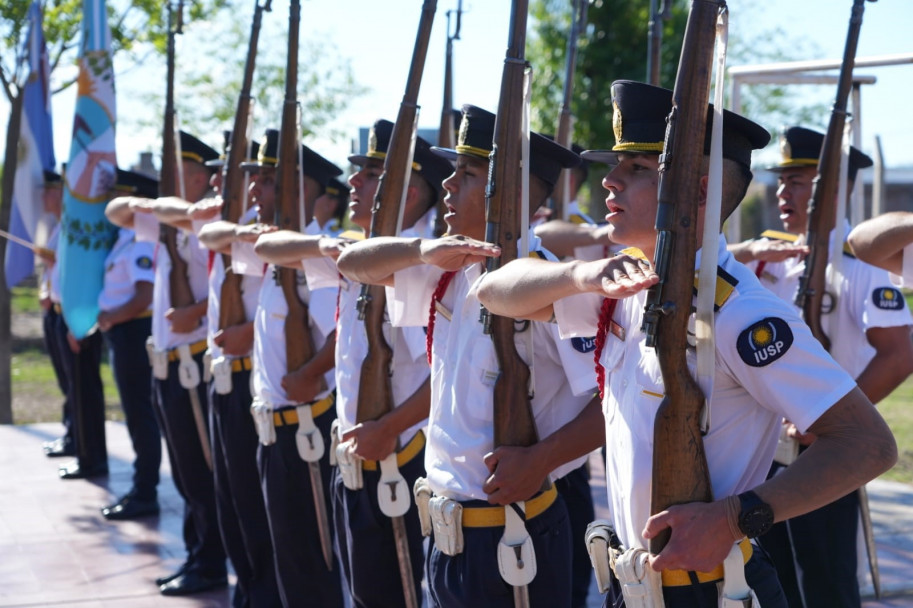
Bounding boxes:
759 229 798 243
569 213 591 226
842 240 856 259
692 265 738 311
338 229 365 241
619 246 648 260
529 250 548 260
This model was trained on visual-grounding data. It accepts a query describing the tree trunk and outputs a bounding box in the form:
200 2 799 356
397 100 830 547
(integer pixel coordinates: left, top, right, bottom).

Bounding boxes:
0 90 24 424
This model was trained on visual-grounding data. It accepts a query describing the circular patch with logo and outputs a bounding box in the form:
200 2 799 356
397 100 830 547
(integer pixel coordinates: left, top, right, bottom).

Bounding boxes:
873 287 904 311
136 255 153 269
571 336 597 353
737 317 793 367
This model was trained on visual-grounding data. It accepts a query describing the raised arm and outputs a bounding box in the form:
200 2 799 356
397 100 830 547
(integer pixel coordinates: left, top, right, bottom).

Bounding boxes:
254 230 328 267
535 219 613 259
336 234 500 287
477 253 658 322
847 211 913 275
150 196 195 231
105 196 141 228
198 220 243 254
727 238 808 265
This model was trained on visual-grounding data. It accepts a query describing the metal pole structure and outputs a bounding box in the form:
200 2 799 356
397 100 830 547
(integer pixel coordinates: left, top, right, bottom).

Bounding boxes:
872 134 885 217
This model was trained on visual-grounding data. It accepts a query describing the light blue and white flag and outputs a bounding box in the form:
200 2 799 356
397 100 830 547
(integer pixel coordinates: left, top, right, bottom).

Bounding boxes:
59 0 118 338
5 1 56 289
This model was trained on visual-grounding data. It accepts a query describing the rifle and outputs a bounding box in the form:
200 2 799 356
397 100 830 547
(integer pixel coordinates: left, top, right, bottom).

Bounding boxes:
793 0 880 596
274 0 333 572
640 0 723 555
159 0 212 471
551 0 587 220
646 0 672 86
482 4 540 604
434 0 462 237
159 0 194 311
794 0 873 352
354 3 437 606
218 0 271 332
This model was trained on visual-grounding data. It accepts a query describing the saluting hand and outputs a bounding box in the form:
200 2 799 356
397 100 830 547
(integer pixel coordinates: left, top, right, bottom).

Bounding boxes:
574 253 659 298
418 235 501 271
187 197 223 221
235 222 277 243
318 236 352 261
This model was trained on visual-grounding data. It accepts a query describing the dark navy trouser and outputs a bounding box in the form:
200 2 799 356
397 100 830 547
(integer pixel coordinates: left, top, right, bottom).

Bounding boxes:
759 459 861 608
43 306 71 441
332 442 425 608
103 316 160 499
153 352 226 578
55 312 106 469
209 368 281 608
258 406 343 608
427 492 573 608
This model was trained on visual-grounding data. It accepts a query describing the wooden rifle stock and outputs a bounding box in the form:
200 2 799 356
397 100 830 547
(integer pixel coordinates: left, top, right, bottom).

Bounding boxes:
275 0 316 375
482 0 542 461
794 0 873 352
434 0 462 237
356 0 437 426
640 0 721 554
218 0 271 332
160 0 194 310
551 0 586 220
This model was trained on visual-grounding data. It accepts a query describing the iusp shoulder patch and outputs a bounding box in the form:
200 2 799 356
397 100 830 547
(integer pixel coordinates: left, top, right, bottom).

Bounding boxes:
873 287 904 310
571 336 597 353
737 317 793 367
136 255 153 269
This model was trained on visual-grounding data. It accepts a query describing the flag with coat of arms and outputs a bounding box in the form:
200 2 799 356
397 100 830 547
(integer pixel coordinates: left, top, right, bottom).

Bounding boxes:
58 0 118 339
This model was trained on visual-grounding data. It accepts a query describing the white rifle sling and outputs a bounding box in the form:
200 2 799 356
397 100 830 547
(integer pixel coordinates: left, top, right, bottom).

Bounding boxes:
148 337 168 380
177 344 201 389
585 519 618 594
335 439 363 490
202 350 213 384
295 404 324 462
429 495 464 556
250 399 276 446
413 477 433 537
721 542 752 608
498 501 537 587
377 453 410 517
211 355 233 395
328 419 340 466
615 547 664 608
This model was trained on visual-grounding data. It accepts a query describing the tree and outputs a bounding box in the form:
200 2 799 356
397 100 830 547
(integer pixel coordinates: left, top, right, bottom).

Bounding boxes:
0 0 227 424
126 7 366 149
526 0 827 214
527 0 689 212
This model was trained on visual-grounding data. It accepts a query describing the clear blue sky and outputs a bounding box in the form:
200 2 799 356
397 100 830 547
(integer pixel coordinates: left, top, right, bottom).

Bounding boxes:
2 0 911 172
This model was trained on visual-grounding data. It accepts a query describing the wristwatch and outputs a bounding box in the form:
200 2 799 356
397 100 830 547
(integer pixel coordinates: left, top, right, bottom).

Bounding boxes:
737 490 774 538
